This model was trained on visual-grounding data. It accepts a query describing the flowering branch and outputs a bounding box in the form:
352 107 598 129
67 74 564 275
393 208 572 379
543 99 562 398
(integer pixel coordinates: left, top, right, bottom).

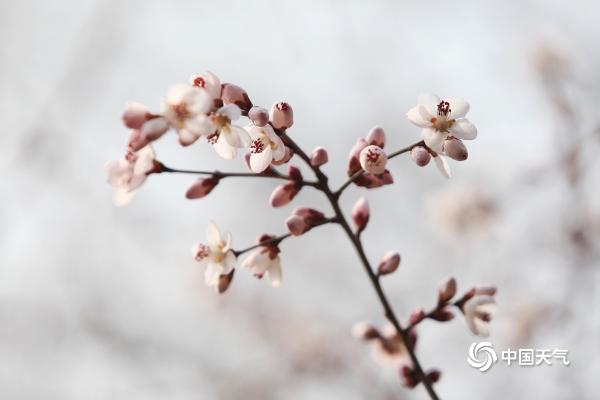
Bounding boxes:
106 71 496 399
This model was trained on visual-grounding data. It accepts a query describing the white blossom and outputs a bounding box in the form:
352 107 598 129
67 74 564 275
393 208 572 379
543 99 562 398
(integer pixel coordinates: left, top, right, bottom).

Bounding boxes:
207 104 250 160
246 123 286 172
161 84 213 146
406 94 477 151
463 295 496 337
242 246 282 287
189 70 221 101
105 145 155 206
192 222 237 290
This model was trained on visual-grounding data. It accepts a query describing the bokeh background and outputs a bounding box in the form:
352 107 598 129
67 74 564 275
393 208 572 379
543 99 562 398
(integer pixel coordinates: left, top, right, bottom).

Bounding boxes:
1 0 599 399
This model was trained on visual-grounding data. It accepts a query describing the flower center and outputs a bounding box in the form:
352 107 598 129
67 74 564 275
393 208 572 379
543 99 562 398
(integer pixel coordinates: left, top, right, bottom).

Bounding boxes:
250 138 265 154
172 103 190 122
192 76 206 88
366 148 380 164
194 244 210 261
431 101 454 132
211 113 231 129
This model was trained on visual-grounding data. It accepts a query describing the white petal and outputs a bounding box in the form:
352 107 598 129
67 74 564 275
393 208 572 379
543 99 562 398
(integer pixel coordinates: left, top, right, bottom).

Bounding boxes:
178 129 200 146
222 231 232 252
433 155 452 179
204 262 220 286
406 106 430 127
206 221 222 247
221 127 241 148
418 93 441 115
213 133 237 160
270 135 286 161
250 146 273 173
219 104 241 121
449 118 477 140
230 124 251 147
222 251 236 275
421 127 445 149
242 250 271 275
113 187 136 206
186 115 213 137
267 258 282 287
448 98 470 119
473 319 490 337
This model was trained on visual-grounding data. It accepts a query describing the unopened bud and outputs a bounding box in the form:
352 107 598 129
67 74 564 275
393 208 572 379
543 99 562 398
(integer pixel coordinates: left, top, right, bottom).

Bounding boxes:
426 369 442 384
221 83 252 111
285 208 326 236
285 215 308 236
409 308 427 325
438 277 457 304
269 182 300 207
128 129 149 151
400 365 421 389
378 251 401 275
366 126 386 148
443 137 468 161
270 102 294 130
351 197 370 232
186 177 220 199
140 117 169 141
411 146 431 166
359 145 387 174
310 147 329 167
122 102 151 129
248 106 269 127
287 165 303 181
216 269 235 294
430 307 455 322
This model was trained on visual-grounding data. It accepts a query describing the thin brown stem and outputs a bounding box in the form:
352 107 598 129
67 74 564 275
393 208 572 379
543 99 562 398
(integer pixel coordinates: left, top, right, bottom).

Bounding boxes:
232 217 337 257
158 163 318 187
279 131 440 400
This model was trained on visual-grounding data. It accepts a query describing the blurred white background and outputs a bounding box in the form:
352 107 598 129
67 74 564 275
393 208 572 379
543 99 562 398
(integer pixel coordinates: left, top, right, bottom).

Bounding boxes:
1 0 599 399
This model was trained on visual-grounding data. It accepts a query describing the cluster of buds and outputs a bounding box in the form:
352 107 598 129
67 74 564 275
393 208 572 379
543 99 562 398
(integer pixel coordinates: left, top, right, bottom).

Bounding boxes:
108 70 492 398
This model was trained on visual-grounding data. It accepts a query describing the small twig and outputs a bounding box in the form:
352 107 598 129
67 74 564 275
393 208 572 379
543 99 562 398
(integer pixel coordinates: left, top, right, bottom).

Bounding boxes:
158 163 318 187
232 217 337 257
404 293 472 332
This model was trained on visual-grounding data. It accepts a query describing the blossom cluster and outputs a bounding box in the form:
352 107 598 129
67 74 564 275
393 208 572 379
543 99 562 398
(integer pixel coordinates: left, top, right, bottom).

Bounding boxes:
106 70 492 397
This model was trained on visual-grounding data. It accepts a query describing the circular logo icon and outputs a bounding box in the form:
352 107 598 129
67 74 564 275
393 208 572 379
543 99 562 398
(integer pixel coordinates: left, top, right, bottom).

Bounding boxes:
467 342 498 372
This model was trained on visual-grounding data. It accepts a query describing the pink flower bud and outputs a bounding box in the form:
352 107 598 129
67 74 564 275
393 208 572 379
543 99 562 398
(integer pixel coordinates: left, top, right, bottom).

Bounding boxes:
140 117 169 141
426 369 442 384
128 129 149 151
269 182 299 207
248 106 269 127
271 146 294 165
122 102 151 129
287 165 303 181
217 269 235 294
443 137 468 161
438 277 457 304
359 145 387 174
430 307 455 322
270 102 294 130
310 147 329 167
409 308 426 325
400 365 421 389
285 215 309 236
185 177 220 199
221 83 252 111
352 197 370 232
378 251 401 275
366 126 386 148
411 146 431 167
